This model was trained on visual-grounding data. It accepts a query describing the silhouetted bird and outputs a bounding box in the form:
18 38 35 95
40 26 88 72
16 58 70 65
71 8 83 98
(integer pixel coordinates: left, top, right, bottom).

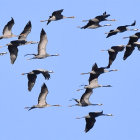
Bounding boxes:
25 83 61 111
22 69 53 91
40 9 74 25
101 45 125 68
69 88 102 107
76 111 113 133
105 20 138 38
25 28 59 60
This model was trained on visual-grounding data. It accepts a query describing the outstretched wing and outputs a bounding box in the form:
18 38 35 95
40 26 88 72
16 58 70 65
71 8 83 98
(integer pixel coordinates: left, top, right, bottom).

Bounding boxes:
38 29 48 55
41 72 50 80
18 21 31 40
38 83 48 106
91 63 98 71
81 20 97 29
52 9 64 16
27 74 37 91
85 117 96 133
80 88 93 104
123 45 135 60
8 45 18 64
3 17 14 36
106 30 118 38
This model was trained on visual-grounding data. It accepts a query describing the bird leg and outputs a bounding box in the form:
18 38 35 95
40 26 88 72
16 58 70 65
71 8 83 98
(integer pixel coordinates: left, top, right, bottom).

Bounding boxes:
102 85 112 87
76 88 84 91
109 69 118 72
67 16 75 18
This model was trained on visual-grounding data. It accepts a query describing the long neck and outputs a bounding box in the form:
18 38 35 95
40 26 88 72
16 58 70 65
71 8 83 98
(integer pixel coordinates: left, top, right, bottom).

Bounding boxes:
81 72 90 75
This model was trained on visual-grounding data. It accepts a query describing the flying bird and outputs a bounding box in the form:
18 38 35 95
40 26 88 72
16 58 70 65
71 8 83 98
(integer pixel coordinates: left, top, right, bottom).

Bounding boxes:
82 11 115 23
6 21 38 47
101 45 125 68
69 88 102 107
0 18 17 40
40 9 74 25
25 83 61 111
77 77 112 91
76 111 113 133
79 20 111 29
105 20 138 38
25 28 59 60
81 63 118 77
21 69 54 91
123 32 140 60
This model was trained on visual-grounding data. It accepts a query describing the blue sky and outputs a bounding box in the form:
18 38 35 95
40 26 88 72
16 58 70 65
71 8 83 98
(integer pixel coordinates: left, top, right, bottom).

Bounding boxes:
0 0 140 139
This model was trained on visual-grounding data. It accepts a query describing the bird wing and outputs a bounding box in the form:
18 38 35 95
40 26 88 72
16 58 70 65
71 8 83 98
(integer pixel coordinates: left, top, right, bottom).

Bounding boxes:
88 74 99 84
18 21 31 40
85 117 96 133
3 18 14 36
111 46 125 52
38 29 48 55
123 45 135 60
81 20 97 29
89 78 98 87
128 36 138 44
38 83 48 106
8 45 18 64
41 72 50 80
27 74 37 91
80 88 93 104
106 30 118 38
91 63 98 71
107 50 118 68
52 9 64 16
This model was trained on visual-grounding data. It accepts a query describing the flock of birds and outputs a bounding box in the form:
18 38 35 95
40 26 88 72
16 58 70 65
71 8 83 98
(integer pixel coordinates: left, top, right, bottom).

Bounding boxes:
1 9 140 133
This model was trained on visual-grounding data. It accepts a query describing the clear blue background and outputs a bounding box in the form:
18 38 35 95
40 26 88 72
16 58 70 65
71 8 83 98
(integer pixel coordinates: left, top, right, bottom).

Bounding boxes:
0 0 140 139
